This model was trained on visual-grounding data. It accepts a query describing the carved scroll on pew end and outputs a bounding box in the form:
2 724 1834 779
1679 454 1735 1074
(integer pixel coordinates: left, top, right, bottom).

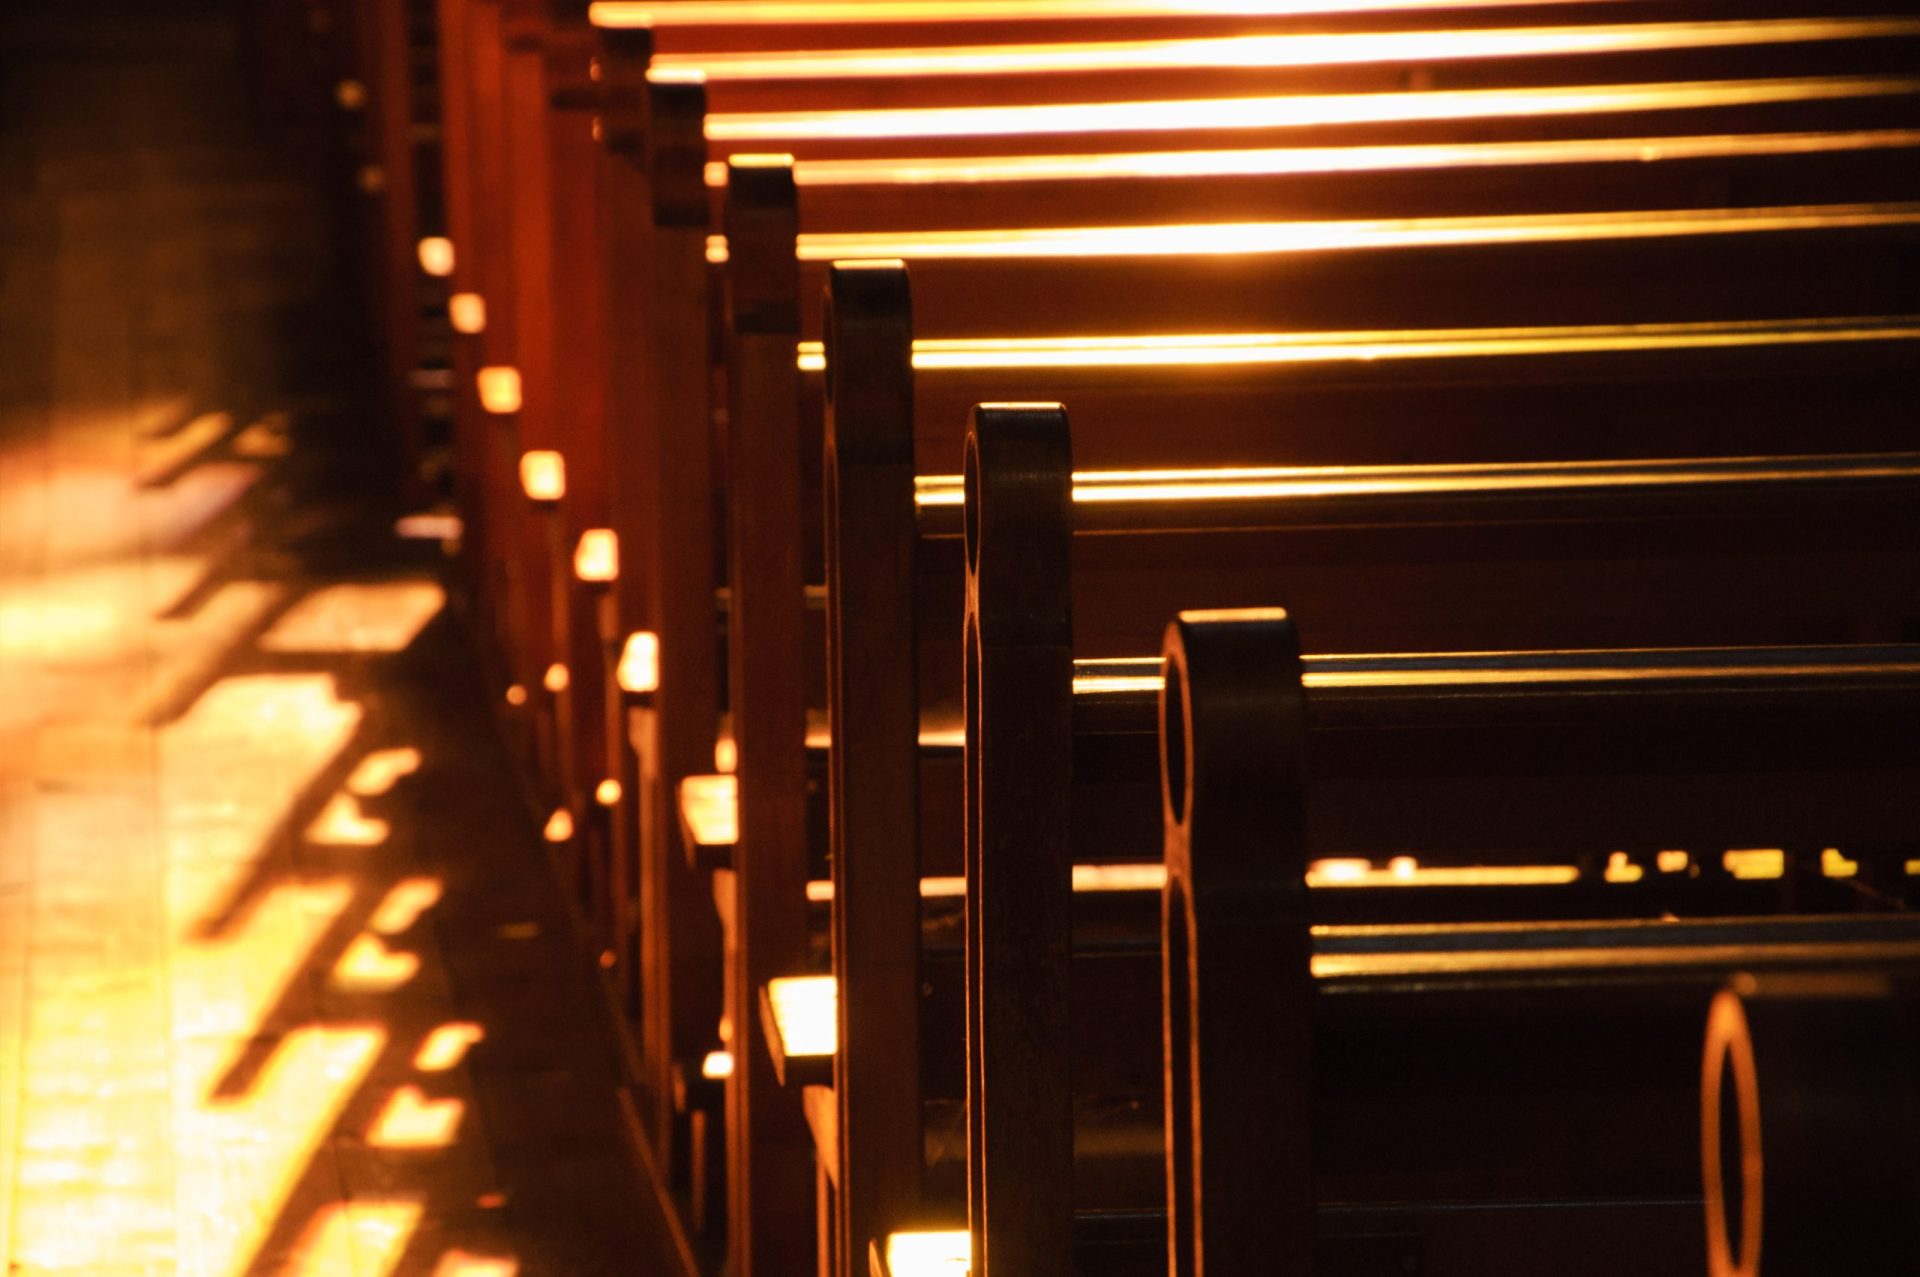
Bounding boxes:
1702 973 1920 1277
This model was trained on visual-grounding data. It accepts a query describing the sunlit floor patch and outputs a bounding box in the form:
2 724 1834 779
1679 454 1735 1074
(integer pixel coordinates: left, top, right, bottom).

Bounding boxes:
431 1251 519 1277
368 1086 466 1150
260 581 446 654
274 1198 424 1277
334 935 422 992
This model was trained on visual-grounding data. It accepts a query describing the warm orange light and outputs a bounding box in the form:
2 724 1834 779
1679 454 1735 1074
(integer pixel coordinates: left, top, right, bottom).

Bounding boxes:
478 366 523 414
1723 849 1785 880
702 1050 735 1080
883 1229 971 1277
680 774 739 846
619 631 661 693
574 528 619 582
659 19 1920 83
334 934 421 991
415 1023 486 1071
725 129 1920 190
709 74 1920 142
357 164 386 193
285 1201 422 1277
417 236 457 277
306 792 390 846
714 734 738 773
1311 857 1370 884
1657 850 1691 874
1604 852 1645 884
1822 848 1860 878
544 808 575 842
596 778 623 806
260 581 446 653
520 450 566 502
368 1086 465 1149
395 513 461 544
350 747 423 796
334 79 367 110
766 975 837 1058
757 201 1920 264
808 315 1920 374
432 1251 520 1277
369 878 444 935
449 292 488 334
594 0 1654 28
544 663 570 694
505 683 529 707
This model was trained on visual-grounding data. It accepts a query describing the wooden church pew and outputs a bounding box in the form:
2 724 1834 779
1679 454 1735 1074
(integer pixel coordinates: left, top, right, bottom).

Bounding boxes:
412 4 1920 1267
582 18 1920 1267
702 62 1920 1267
1135 609 1920 1277
798 332 1920 1265
913 428 1920 1267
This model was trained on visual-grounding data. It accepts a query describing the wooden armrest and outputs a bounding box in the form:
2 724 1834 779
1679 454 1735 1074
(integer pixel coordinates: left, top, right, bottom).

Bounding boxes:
759 974 837 1087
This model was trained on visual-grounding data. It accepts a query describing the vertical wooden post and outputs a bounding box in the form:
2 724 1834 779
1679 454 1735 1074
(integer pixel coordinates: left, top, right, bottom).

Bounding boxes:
640 74 725 1174
1161 609 1314 1277
593 22 652 1025
723 155 817 1277
962 404 1074 1277
823 262 925 1273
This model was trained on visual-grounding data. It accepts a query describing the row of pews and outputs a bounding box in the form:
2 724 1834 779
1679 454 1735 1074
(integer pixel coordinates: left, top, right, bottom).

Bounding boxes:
258 1 1920 1273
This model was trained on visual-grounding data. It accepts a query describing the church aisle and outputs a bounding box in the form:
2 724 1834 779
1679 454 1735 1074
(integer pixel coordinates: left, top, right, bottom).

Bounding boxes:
0 3 646 1274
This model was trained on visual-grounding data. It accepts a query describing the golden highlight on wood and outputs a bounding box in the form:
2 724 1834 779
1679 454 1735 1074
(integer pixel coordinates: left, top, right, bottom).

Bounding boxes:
574 529 620 583
721 129 1920 190
519 450 566 502
618 631 661 693
708 74 1920 142
657 19 1920 83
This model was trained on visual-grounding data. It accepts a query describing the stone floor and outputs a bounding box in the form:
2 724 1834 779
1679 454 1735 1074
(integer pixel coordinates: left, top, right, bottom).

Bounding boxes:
0 3 647 1273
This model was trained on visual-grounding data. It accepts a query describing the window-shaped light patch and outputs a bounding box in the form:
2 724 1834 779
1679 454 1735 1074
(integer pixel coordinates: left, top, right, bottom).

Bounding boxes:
449 292 488 335
418 237 456 278
477 367 523 415
370 878 444 936
618 631 660 693
519 450 566 502
765 975 837 1059
415 1023 486 1072
574 529 619 583
369 1085 465 1148
1724 849 1784 880
335 935 420 991
702 1050 734 1080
